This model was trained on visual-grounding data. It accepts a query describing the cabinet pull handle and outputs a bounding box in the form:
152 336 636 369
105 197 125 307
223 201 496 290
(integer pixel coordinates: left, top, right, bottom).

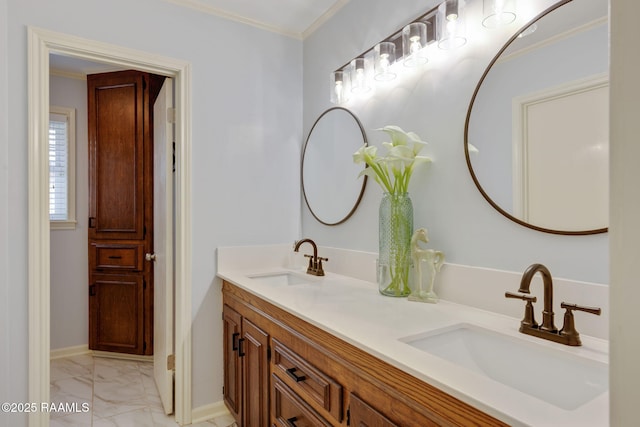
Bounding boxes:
237 338 245 357
108 255 122 259
286 416 299 427
232 332 240 351
286 367 307 383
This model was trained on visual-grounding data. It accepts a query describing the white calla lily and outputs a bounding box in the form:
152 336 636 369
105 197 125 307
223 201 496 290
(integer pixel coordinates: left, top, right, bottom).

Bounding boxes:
353 125 431 194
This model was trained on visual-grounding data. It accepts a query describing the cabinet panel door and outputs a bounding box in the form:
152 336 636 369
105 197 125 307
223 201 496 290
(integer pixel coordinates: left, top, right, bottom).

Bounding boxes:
89 272 145 354
242 318 269 427
222 305 242 424
88 71 147 240
349 394 399 427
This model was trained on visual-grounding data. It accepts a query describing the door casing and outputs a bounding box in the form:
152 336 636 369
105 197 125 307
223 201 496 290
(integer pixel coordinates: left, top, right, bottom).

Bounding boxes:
27 26 193 426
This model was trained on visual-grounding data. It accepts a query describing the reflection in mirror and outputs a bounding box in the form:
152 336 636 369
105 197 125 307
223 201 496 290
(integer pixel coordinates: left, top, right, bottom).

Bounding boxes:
302 107 368 225
465 0 608 235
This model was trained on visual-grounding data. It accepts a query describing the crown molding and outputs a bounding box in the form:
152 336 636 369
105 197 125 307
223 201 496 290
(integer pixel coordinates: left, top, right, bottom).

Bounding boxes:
163 0 350 40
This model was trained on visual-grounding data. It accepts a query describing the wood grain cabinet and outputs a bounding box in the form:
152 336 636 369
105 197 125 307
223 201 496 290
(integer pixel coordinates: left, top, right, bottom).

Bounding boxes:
223 304 270 426
348 394 398 427
222 281 508 427
87 70 164 355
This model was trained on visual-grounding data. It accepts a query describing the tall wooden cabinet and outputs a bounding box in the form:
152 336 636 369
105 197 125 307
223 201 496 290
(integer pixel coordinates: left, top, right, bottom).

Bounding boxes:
87 70 164 355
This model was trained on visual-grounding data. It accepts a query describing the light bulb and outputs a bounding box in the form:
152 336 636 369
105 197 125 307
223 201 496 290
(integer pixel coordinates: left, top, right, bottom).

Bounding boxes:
438 0 466 49
380 54 390 70
330 70 349 104
374 42 396 81
446 0 459 21
410 37 422 55
334 81 344 103
402 22 428 67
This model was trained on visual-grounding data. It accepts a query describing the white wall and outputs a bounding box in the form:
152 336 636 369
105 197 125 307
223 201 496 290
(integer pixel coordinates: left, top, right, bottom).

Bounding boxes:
49 74 89 350
472 23 608 212
301 0 608 285
2 0 302 423
610 0 640 424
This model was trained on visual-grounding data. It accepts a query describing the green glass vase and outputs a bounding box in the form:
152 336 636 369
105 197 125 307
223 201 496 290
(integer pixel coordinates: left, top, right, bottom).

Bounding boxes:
377 192 413 297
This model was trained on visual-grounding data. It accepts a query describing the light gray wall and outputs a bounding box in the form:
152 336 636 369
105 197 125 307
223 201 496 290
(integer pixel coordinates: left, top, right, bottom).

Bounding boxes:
472 23 608 210
2 0 302 422
301 0 608 285
49 74 89 350
0 0 15 424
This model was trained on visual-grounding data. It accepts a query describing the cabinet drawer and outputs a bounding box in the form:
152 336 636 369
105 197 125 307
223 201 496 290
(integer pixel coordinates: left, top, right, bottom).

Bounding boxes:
272 374 332 427
93 243 144 271
272 338 342 422
349 393 399 427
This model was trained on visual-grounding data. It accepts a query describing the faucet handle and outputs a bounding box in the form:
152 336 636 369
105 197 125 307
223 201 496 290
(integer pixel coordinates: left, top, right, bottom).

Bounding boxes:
505 292 538 329
560 302 602 316
505 291 537 303
559 303 601 346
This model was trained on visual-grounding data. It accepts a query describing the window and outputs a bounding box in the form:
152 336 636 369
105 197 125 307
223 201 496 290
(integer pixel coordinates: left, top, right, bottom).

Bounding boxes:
49 106 76 229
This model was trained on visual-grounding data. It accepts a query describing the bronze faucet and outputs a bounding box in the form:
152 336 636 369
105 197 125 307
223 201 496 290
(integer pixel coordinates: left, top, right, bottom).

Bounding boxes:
293 238 328 276
506 263 601 346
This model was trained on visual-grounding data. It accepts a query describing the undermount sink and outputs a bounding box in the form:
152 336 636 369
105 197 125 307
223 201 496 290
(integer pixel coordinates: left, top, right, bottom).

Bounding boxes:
399 323 607 410
247 271 316 286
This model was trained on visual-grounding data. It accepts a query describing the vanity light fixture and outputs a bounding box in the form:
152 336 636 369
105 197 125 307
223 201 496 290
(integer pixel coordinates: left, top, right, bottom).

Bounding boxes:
402 22 428 67
330 70 350 104
437 0 467 50
482 0 517 28
349 56 373 94
329 0 519 104
374 42 397 81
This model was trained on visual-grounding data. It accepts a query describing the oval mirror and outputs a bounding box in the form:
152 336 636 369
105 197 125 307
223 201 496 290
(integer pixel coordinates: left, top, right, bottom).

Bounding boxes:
465 0 608 235
302 107 368 225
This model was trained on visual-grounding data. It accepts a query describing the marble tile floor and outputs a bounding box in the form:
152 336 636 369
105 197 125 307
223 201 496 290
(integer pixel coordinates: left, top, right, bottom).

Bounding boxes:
50 354 236 427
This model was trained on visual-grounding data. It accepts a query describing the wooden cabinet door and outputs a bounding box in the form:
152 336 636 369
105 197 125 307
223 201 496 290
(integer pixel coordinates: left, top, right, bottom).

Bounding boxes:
241 318 270 427
87 70 160 356
349 394 399 427
88 71 148 241
223 305 243 424
89 272 145 354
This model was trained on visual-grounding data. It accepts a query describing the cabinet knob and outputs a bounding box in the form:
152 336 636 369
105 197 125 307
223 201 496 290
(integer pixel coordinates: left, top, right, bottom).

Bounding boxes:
145 253 156 262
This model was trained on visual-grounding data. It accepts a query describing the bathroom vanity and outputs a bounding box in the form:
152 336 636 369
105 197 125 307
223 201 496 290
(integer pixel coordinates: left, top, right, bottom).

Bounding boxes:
222 280 504 426
217 245 609 427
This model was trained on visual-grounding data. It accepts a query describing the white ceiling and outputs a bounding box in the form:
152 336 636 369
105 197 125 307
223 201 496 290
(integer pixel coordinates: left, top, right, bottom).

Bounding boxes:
164 0 349 39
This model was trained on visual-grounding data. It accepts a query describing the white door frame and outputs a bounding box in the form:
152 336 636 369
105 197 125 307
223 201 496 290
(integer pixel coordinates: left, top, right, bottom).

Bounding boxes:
27 27 193 426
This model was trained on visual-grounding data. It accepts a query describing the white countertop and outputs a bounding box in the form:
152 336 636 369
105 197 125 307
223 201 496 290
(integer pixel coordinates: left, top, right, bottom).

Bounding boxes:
217 246 609 427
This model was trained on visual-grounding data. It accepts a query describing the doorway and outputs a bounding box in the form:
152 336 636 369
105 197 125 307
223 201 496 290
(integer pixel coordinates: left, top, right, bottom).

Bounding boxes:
28 27 193 426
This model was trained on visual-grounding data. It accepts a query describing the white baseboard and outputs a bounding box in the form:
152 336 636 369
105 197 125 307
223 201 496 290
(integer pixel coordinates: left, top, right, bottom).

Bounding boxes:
92 350 154 363
50 344 91 360
50 345 154 363
191 401 230 424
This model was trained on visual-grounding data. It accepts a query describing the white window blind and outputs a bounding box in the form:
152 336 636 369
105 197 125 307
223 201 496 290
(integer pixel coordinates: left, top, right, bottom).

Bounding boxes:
49 106 76 228
49 113 68 220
